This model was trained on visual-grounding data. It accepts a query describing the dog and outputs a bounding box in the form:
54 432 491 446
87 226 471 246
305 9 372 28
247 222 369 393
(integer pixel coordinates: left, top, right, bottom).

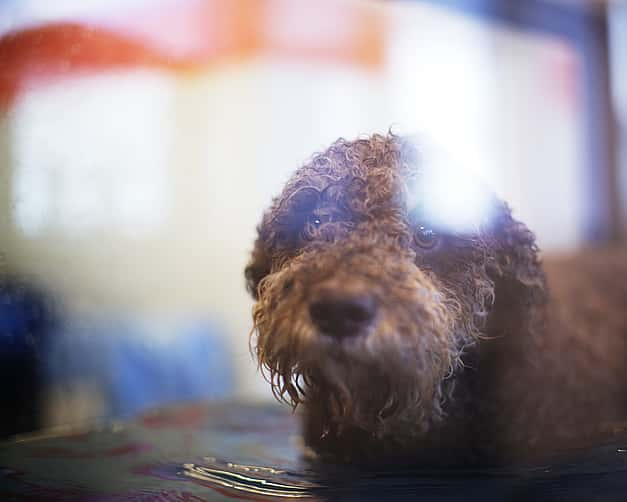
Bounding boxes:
245 133 627 464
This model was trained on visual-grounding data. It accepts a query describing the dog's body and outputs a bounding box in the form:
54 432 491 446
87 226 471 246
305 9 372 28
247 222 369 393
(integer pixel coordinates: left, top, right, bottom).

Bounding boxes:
246 134 627 464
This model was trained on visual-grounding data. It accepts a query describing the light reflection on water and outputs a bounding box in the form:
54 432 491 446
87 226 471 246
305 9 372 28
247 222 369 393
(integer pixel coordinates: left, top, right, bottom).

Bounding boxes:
182 458 318 498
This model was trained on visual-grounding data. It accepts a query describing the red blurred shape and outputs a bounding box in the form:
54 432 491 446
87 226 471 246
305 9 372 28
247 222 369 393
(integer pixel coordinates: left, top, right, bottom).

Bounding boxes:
0 0 385 110
0 23 178 108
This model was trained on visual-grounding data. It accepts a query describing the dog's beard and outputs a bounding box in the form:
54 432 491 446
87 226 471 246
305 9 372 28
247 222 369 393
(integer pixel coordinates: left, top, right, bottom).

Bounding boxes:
252 255 472 438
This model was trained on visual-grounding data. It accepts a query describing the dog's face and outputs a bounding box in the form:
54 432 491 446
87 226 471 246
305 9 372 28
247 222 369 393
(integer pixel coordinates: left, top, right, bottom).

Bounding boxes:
246 134 542 439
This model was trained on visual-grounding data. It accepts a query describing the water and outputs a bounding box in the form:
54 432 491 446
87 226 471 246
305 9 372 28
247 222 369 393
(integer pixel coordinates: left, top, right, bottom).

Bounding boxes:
2 402 627 500
182 460 316 498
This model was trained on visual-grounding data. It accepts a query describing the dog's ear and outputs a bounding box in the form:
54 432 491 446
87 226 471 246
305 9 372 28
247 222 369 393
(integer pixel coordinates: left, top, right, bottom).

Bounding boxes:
483 203 547 347
488 203 545 295
245 234 271 300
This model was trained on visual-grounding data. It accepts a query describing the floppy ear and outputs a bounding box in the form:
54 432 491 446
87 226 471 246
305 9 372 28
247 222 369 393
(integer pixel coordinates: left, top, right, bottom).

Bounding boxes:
487 203 546 310
245 233 272 300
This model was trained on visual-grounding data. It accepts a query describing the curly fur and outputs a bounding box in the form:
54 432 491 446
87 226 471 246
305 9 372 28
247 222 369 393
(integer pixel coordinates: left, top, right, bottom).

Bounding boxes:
245 133 627 464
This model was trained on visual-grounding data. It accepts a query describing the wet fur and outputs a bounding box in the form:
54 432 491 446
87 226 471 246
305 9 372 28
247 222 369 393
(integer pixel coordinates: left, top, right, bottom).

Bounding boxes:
245 133 627 464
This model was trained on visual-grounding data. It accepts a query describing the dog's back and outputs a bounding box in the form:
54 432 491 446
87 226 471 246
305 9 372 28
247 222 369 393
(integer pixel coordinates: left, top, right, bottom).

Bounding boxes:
484 248 627 459
543 248 627 418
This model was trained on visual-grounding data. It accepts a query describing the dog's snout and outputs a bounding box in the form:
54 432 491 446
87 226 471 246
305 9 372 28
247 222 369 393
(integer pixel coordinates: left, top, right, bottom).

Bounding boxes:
309 292 377 338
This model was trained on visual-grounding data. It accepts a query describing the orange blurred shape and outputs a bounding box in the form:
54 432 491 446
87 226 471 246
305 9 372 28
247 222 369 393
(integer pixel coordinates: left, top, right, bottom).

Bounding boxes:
0 0 385 109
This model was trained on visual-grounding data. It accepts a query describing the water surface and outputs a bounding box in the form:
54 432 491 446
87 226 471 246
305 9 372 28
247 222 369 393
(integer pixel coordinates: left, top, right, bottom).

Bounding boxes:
2 402 627 500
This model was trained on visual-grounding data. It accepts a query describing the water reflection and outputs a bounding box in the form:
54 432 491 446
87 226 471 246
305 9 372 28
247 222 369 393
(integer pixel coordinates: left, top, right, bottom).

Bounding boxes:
183 459 317 498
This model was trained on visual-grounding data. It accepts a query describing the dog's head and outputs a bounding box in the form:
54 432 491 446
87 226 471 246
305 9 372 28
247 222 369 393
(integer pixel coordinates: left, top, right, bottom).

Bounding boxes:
246 134 544 439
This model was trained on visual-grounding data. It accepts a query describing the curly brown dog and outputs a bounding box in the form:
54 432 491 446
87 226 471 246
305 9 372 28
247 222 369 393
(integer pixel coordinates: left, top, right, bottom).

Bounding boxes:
245 133 627 464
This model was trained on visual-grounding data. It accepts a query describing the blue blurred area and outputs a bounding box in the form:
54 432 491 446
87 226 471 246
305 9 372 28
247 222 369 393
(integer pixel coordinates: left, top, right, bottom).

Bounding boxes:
1 276 234 435
46 316 234 419
0 277 55 355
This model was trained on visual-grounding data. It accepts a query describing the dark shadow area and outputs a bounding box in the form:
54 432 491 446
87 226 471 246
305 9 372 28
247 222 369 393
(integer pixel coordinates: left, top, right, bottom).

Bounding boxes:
0 276 57 438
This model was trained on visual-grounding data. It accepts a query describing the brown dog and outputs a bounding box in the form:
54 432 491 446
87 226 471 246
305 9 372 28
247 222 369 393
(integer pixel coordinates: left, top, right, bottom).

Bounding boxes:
245 133 627 464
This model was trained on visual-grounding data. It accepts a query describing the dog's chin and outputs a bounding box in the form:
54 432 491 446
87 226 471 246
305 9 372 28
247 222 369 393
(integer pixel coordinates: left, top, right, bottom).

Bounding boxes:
278 324 452 436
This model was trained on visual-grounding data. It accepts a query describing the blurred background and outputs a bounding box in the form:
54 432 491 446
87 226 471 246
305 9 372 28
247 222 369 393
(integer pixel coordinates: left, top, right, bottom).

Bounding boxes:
0 0 626 437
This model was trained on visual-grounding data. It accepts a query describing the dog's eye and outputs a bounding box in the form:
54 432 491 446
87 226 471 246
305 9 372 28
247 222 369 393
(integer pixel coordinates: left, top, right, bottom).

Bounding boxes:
301 213 330 240
414 226 440 250
308 213 330 227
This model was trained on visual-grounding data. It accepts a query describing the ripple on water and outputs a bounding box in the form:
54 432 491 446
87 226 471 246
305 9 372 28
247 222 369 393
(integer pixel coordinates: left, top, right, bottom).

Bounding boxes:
182 458 319 498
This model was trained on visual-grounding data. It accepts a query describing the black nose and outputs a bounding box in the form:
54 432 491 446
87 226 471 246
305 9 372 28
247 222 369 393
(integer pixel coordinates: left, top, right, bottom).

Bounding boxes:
309 293 377 338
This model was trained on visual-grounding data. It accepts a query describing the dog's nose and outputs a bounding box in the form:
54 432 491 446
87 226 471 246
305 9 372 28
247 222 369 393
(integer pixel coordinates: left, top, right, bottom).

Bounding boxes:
309 293 377 338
